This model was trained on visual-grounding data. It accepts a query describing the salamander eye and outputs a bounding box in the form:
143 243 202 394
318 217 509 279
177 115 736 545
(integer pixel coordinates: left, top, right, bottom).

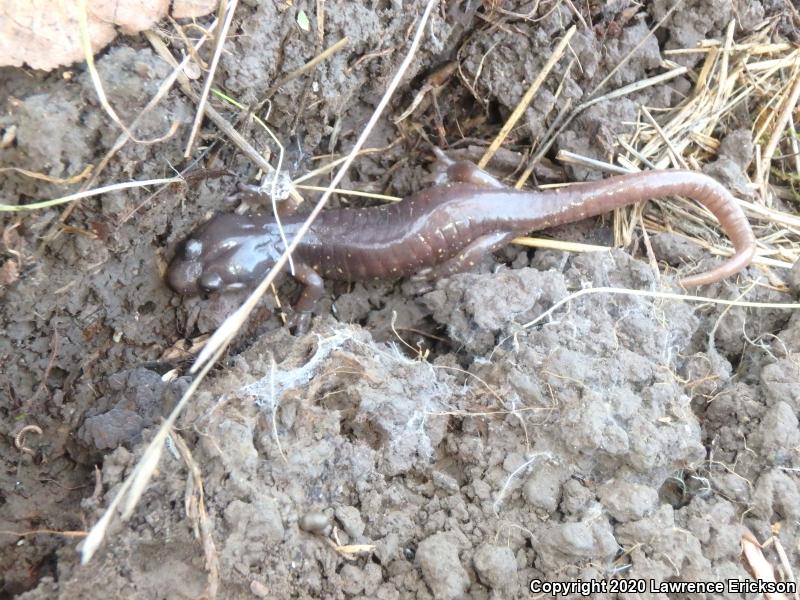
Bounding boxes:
183 239 203 260
199 272 223 292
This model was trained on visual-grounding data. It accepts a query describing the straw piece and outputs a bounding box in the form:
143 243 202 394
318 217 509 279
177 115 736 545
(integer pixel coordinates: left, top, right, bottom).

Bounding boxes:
479 26 576 169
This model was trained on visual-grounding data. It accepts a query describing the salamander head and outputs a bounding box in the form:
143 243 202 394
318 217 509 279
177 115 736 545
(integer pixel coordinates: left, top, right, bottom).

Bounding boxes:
166 212 285 295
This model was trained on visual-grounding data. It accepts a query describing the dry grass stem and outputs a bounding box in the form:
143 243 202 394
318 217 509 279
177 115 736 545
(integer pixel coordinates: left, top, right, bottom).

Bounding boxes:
0 178 183 212
519 66 689 184
0 165 93 185
170 429 220 599
556 150 634 175
511 236 611 253
588 0 684 98
0 529 87 539
741 528 787 600
586 66 690 111
184 0 239 157
85 18 219 192
260 37 350 101
68 2 800 570
521 287 800 331
78 0 181 146
42 17 218 233
295 185 401 202
292 144 400 184
760 59 800 179
80 338 228 564
479 25 576 168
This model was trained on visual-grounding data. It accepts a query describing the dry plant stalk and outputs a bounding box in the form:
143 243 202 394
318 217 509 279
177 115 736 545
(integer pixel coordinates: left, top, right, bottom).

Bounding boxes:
520 287 800 331
169 429 220 599
479 25 576 168
741 527 788 600
184 0 239 157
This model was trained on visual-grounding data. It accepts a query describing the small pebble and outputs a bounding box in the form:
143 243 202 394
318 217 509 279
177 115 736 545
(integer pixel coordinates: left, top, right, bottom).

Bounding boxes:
299 511 331 534
250 581 269 598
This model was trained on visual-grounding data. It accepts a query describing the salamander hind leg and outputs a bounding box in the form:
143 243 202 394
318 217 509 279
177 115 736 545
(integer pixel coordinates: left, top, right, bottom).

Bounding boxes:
432 148 506 189
409 231 515 293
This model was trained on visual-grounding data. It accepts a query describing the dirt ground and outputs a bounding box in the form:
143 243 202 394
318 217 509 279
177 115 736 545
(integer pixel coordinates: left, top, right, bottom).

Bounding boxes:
2 0 800 598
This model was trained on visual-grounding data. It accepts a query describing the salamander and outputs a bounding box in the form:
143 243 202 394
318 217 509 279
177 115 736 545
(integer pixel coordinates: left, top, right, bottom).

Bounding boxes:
167 151 757 327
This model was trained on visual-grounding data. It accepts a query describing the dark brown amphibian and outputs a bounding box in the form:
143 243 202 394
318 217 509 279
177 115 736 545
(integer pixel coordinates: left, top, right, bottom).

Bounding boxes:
167 152 756 326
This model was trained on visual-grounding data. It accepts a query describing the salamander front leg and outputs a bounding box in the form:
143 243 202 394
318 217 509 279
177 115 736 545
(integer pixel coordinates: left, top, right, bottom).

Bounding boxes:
432 148 506 189
227 183 301 217
410 231 515 293
286 262 325 333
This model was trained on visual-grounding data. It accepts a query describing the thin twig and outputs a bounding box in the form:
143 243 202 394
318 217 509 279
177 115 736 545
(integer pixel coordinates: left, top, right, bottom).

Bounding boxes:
185 0 240 157
259 37 350 102
521 287 800 331
587 0 685 99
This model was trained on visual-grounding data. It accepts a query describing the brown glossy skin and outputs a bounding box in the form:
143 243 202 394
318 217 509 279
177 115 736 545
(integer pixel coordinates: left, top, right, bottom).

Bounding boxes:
167 156 756 323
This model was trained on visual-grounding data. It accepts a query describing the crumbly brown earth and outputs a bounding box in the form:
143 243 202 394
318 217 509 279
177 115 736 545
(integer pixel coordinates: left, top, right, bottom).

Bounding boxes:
1 1 798 598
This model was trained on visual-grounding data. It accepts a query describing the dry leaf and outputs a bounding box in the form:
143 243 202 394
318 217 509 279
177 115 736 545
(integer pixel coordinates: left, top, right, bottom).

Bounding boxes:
0 0 215 71
172 0 218 19
93 0 170 35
